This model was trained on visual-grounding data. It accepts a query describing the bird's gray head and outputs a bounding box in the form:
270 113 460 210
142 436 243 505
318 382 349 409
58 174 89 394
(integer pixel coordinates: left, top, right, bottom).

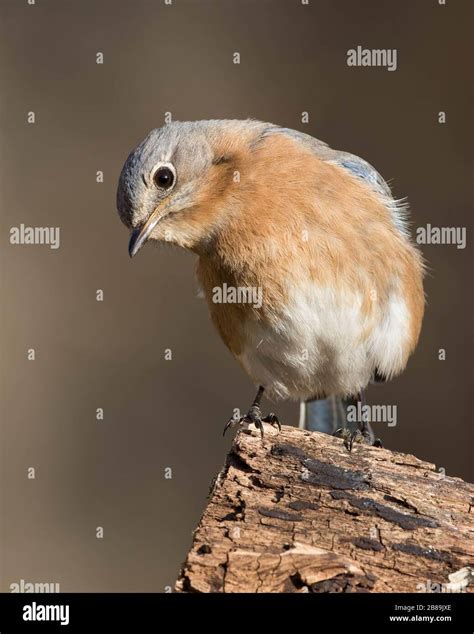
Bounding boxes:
116 119 267 256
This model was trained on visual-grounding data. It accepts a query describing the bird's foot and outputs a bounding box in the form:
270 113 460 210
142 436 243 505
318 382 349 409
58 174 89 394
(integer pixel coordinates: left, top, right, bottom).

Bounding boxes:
223 405 281 438
333 427 383 453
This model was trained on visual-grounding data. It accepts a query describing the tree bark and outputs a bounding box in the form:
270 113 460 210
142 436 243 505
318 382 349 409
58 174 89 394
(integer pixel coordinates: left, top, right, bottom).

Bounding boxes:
175 424 474 593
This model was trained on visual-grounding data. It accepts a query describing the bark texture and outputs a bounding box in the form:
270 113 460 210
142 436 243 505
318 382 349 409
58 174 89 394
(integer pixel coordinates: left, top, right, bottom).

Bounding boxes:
175 424 474 593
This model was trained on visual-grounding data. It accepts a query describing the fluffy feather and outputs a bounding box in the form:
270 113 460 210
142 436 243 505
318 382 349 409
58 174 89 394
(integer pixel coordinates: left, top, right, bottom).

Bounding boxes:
117 120 425 401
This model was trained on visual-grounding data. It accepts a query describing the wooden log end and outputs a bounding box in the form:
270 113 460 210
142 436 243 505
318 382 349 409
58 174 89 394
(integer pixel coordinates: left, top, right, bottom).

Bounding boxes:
176 424 474 593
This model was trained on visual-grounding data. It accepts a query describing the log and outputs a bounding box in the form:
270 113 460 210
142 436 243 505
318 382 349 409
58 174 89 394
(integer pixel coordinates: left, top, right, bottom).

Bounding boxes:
175 424 474 593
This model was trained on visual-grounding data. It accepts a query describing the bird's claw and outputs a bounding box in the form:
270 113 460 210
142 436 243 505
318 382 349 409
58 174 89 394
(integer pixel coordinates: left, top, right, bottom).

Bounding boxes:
333 427 382 453
223 406 281 438
261 412 281 432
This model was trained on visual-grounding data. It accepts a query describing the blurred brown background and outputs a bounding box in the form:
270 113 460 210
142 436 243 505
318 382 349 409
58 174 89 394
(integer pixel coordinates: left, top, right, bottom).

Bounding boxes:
0 0 472 592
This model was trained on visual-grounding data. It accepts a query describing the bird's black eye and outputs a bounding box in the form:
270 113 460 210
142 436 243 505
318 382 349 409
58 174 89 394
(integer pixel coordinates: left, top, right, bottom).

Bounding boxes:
153 166 175 189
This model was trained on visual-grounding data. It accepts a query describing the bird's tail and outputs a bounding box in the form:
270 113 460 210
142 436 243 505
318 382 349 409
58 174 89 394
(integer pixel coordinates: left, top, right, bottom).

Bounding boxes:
299 395 360 435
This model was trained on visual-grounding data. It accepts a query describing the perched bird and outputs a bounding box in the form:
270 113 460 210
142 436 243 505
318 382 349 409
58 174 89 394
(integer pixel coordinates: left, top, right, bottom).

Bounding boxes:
117 120 424 448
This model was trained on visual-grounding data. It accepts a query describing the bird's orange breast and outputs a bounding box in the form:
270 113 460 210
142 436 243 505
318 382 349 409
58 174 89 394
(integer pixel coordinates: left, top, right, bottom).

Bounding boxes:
197 133 424 371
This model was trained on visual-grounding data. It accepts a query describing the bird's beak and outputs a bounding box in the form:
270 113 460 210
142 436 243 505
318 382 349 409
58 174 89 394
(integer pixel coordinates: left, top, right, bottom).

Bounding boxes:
128 209 162 258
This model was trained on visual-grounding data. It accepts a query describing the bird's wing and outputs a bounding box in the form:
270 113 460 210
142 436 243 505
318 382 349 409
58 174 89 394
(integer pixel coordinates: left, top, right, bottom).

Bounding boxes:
266 127 390 195
263 126 409 236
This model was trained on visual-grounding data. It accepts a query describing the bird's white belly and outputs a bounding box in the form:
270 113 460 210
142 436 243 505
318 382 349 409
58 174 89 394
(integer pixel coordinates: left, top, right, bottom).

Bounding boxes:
237 283 410 400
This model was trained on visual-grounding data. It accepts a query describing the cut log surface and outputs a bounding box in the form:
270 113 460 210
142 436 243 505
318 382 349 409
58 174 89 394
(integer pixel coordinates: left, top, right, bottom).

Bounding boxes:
176 424 474 593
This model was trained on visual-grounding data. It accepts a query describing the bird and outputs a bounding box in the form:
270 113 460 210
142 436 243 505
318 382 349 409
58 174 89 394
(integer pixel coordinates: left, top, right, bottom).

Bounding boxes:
116 119 424 449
